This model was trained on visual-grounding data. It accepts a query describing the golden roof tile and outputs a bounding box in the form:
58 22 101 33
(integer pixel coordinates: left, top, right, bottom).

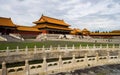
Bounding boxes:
0 17 16 27
33 15 70 26
82 28 90 32
111 30 120 33
17 26 40 32
35 25 72 31
90 33 120 35
71 28 81 34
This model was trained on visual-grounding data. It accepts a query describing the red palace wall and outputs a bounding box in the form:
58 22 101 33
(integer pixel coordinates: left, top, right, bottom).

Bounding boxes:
16 31 40 39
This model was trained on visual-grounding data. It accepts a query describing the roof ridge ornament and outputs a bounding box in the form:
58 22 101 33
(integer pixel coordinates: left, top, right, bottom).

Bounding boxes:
41 14 44 16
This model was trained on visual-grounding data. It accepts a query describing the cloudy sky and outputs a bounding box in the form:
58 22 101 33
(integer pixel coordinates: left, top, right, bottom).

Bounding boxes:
0 0 120 31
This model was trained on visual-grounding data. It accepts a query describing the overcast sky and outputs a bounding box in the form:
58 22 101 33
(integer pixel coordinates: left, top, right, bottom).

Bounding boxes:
0 0 120 31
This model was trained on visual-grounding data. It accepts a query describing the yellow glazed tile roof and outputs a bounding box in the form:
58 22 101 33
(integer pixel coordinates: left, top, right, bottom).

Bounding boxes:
74 28 81 32
82 28 90 32
90 33 120 35
35 25 72 31
33 15 70 26
0 17 16 27
17 26 40 32
71 28 81 34
111 30 120 33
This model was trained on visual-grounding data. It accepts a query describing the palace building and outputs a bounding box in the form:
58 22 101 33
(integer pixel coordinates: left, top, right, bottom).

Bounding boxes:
0 17 17 35
81 28 90 36
0 17 40 40
0 15 120 41
90 31 120 39
71 28 81 35
0 15 73 41
16 26 40 39
33 15 72 34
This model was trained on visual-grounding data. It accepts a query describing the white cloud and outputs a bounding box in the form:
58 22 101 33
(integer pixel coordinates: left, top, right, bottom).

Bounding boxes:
0 0 120 31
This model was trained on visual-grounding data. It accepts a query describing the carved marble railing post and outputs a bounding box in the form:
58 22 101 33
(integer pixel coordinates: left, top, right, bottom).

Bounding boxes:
42 45 45 51
25 46 28 55
25 60 29 75
42 45 46 58
34 45 37 54
72 44 75 50
119 44 120 48
96 52 99 62
84 53 88 67
112 44 115 50
93 44 95 49
65 44 68 50
6 47 9 56
2 61 7 75
118 49 120 59
79 44 82 50
50 45 53 51
72 55 76 64
107 51 110 62
57 45 60 50
72 55 76 69
42 57 48 75
16 46 19 54
86 44 89 49
58 55 62 72
106 44 109 51
100 44 102 49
